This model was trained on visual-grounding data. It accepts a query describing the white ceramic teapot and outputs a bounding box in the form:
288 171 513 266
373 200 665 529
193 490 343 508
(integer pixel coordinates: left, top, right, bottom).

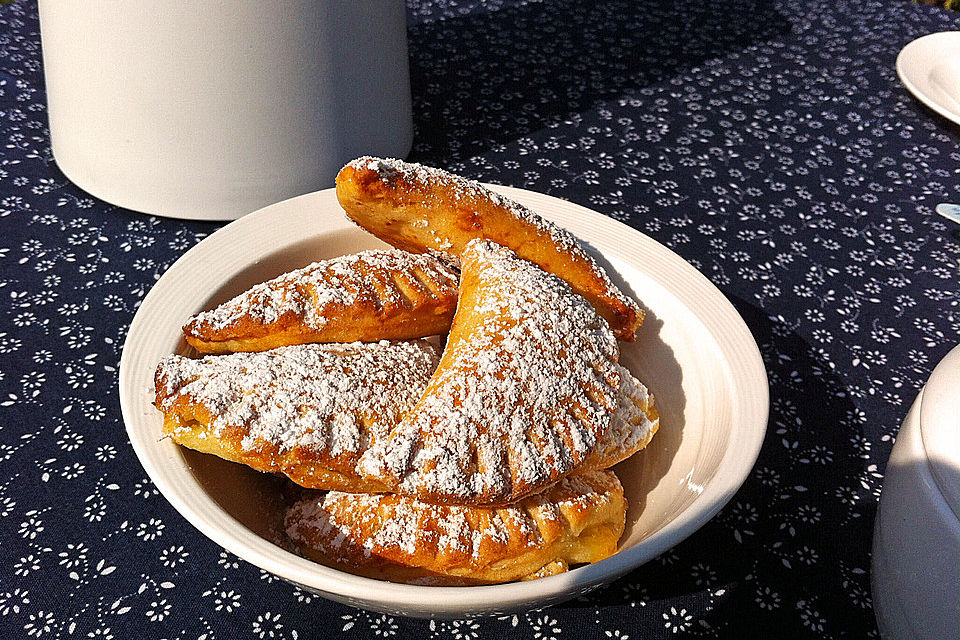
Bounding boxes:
872 344 960 639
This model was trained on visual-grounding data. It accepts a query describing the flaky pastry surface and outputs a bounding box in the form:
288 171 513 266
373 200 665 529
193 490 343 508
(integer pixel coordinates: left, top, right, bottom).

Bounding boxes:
359 240 621 506
153 340 440 492
183 249 459 354
336 157 643 340
284 470 625 585
582 365 660 472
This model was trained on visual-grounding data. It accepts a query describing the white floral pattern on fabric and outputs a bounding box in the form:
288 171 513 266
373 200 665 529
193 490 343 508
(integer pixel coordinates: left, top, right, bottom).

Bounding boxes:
1 0 958 638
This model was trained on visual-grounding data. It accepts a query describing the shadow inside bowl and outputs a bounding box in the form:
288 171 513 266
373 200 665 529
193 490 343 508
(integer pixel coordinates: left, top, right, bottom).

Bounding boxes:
181 447 293 549
617 306 686 542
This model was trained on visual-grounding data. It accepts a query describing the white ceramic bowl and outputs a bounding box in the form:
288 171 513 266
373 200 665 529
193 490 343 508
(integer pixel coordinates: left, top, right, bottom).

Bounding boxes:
119 186 769 618
872 344 960 639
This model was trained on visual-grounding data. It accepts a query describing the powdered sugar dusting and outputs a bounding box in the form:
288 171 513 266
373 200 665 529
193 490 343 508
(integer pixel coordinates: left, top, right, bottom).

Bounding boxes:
299 493 542 559
587 365 659 467
359 240 621 504
185 249 458 333
155 340 440 457
609 366 657 453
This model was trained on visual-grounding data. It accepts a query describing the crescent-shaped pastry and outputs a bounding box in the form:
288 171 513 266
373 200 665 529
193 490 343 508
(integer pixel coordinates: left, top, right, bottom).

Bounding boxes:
153 340 441 493
182 249 459 354
335 157 643 340
581 365 660 472
358 240 622 506
284 470 626 585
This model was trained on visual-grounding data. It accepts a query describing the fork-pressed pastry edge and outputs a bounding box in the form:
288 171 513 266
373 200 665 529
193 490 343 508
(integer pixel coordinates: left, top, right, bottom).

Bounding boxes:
153 340 441 493
183 249 460 354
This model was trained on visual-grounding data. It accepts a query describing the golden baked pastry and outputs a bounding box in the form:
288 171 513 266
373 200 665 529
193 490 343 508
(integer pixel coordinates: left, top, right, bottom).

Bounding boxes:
336 157 643 340
359 240 622 506
183 249 459 354
284 470 625 585
153 340 441 493
582 365 660 472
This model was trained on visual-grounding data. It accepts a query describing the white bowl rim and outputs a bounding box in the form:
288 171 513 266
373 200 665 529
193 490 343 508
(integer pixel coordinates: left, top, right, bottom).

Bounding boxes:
119 185 769 613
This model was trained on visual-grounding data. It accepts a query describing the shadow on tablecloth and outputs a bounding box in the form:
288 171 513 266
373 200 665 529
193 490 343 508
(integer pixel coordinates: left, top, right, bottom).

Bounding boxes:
559 294 881 636
407 0 792 155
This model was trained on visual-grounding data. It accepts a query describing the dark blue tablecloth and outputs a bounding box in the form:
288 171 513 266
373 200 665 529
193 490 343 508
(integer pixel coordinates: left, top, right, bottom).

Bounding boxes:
1 0 958 637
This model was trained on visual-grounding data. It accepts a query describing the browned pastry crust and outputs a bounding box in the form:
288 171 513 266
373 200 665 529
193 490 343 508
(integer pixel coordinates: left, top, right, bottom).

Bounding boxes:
182 249 459 354
358 240 622 507
153 340 441 493
284 470 626 585
336 157 643 340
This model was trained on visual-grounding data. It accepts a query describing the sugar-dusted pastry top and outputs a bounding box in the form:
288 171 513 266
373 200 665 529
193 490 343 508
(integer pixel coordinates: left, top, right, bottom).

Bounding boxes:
582 365 660 472
359 240 621 506
284 470 625 585
336 157 643 340
183 249 460 354
153 340 441 492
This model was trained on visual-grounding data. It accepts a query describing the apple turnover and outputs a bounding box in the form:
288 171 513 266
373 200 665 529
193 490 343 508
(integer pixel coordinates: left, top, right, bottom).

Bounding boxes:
153 340 440 493
183 249 459 354
284 470 625 585
358 240 622 506
336 157 643 340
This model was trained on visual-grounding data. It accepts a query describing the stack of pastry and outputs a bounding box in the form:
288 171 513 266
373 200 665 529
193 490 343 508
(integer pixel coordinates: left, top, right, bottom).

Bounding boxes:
154 157 659 585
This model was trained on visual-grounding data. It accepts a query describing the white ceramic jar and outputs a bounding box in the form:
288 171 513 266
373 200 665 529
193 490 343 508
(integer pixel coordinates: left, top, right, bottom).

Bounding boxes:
39 1 413 220
872 344 960 639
